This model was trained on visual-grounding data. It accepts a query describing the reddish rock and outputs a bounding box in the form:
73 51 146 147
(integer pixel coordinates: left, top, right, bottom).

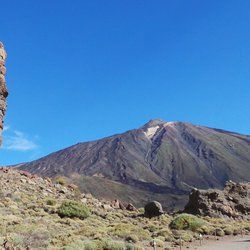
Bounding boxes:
19 170 33 179
111 199 126 210
126 203 137 211
0 42 8 145
67 183 78 190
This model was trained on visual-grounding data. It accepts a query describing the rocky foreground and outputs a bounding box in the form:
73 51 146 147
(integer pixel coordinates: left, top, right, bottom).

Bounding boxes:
0 168 249 249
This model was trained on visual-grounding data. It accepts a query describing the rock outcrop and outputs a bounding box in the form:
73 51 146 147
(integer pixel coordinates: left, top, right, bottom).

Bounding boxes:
0 42 8 145
183 181 250 219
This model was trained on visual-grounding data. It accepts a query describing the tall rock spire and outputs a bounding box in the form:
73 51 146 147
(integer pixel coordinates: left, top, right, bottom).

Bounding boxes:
0 42 8 145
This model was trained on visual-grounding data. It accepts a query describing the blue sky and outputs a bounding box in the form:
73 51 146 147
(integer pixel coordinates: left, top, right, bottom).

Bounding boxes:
0 1 250 165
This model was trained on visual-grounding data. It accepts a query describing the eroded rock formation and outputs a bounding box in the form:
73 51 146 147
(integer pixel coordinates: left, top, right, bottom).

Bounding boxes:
184 181 250 219
0 42 8 145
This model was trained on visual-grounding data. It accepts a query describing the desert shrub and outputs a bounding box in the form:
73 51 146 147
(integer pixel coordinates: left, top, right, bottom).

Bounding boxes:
7 233 24 247
10 193 21 203
99 238 139 250
57 200 90 219
156 228 172 237
180 231 194 242
164 247 172 250
150 238 164 247
109 223 150 241
169 214 205 232
172 230 194 242
73 188 82 200
138 207 144 214
125 235 139 243
46 198 56 206
55 176 67 186
223 226 233 235
196 225 214 235
133 245 145 250
22 228 50 248
233 228 241 235
63 239 102 250
102 238 126 250
215 228 225 237
144 223 158 233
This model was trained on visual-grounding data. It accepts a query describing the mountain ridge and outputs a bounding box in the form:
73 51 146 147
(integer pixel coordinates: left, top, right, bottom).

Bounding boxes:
18 119 250 209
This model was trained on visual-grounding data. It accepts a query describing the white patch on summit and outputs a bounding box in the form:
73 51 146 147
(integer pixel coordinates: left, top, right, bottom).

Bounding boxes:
164 122 176 127
144 125 159 139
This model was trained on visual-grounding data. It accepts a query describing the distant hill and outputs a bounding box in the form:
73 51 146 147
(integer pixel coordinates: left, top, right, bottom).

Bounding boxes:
19 119 250 210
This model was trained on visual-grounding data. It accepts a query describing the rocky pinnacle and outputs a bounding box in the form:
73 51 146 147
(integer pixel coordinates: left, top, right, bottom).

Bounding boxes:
0 42 8 146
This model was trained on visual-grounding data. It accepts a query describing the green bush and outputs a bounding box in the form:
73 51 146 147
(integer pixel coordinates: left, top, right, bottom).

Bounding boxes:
57 200 90 219
215 228 225 237
223 226 233 235
102 239 125 250
233 228 241 235
46 198 56 206
101 238 134 250
169 214 205 232
55 176 67 186
196 225 214 235
63 239 102 250
125 235 139 243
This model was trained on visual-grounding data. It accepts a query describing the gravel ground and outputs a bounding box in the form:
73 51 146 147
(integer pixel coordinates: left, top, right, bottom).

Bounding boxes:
197 237 249 250
173 236 250 250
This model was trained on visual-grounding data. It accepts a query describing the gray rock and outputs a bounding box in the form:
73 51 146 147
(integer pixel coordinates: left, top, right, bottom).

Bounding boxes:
144 201 164 218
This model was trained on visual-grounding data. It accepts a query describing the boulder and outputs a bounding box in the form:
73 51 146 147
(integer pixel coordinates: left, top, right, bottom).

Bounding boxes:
144 201 164 218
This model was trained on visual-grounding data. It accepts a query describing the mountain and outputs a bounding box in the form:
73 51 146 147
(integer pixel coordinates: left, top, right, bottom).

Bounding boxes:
19 119 250 210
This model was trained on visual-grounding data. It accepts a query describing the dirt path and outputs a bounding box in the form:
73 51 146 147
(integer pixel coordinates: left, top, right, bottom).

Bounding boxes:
172 236 250 250
198 237 249 250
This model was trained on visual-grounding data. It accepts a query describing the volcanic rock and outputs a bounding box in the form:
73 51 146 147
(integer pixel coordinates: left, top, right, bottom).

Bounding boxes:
144 201 164 218
0 42 8 145
183 181 250 219
111 199 126 210
126 203 137 211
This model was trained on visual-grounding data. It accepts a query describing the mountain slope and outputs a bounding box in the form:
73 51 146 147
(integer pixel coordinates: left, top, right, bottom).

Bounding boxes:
19 119 250 209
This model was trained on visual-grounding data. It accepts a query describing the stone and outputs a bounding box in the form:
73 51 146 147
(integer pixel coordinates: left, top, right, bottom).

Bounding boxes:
144 201 164 218
101 204 113 211
67 183 78 190
183 181 250 219
19 170 33 179
0 42 8 145
126 203 137 211
111 199 126 210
